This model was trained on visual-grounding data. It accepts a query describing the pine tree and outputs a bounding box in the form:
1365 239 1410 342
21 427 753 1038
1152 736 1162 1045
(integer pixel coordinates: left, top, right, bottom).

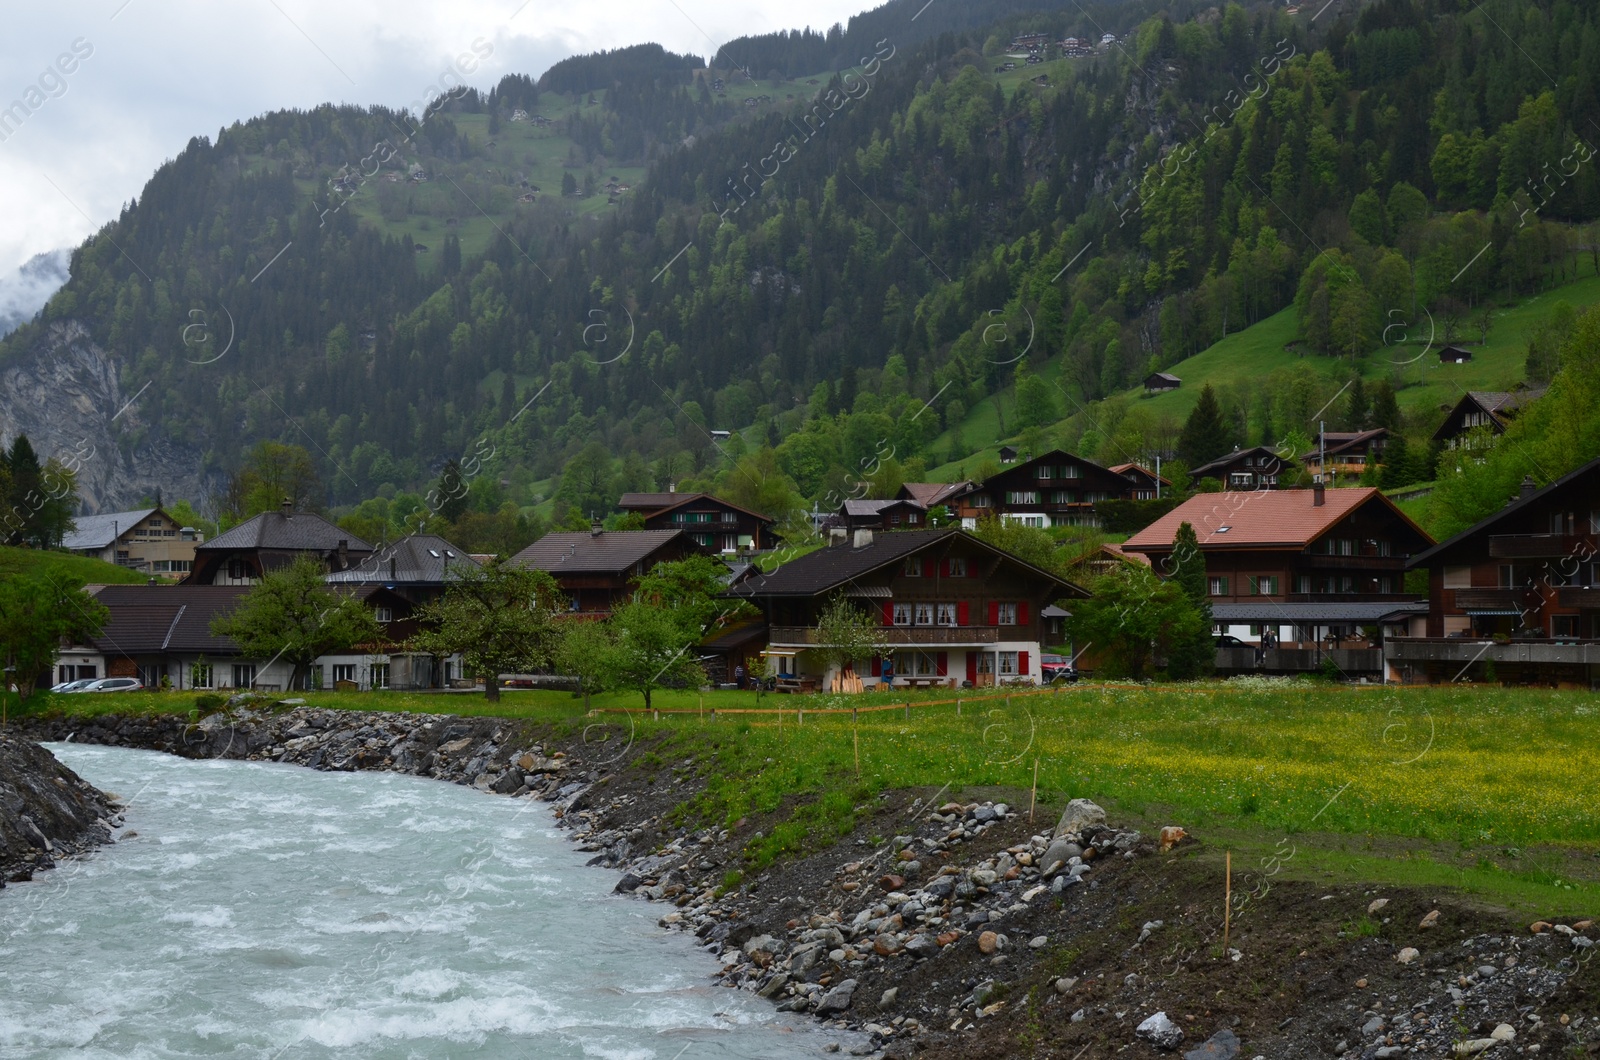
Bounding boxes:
1369 379 1402 432
1164 521 1214 679
1177 384 1234 467
1345 376 1369 430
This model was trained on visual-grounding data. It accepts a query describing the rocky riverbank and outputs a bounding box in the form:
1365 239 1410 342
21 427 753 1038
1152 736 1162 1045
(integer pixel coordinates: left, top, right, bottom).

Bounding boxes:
0 731 121 885
18 702 1598 1059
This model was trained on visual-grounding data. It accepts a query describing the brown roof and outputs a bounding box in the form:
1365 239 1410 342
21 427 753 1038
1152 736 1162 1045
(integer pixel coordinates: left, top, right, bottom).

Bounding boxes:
1100 542 1151 567
898 482 972 507
1108 463 1171 485
1122 488 1429 551
618 491 700 511
508 529 697 575
198 509 372 553
84 585 252 656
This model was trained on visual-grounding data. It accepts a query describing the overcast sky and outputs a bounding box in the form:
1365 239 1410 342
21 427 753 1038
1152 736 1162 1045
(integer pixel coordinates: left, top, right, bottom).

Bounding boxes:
0 0 867 276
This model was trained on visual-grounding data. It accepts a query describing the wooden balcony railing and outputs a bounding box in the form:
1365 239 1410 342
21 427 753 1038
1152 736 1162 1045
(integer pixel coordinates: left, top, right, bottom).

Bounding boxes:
1488 534 1598 559
769 625 1002 646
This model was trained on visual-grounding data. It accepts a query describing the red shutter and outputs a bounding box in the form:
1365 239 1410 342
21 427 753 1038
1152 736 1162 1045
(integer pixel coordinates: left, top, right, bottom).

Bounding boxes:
936 651 948 676
871 656 883 677
1019 651 1030 676
987 601 999 626
957 602 970 626
923 557 934 577
939 558 950 577
965 652 977 684
969 560 980 578
882 601 894 625
1017 601 1030 626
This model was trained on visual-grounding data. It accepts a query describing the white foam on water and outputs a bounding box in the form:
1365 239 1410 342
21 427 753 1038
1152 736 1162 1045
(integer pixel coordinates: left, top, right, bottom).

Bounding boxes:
9 744 856 1060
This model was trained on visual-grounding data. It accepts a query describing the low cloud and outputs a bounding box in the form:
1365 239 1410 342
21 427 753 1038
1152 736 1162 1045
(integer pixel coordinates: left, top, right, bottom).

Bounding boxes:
0 247 70 339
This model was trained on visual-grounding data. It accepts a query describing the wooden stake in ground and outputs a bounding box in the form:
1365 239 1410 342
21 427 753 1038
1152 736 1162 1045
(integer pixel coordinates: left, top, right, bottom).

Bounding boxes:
853 724 860 775
1224 851 1232 949
1029 758 1039 822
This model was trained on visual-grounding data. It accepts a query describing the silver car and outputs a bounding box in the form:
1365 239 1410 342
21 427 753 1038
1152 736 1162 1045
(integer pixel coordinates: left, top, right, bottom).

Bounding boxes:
80 677 145 693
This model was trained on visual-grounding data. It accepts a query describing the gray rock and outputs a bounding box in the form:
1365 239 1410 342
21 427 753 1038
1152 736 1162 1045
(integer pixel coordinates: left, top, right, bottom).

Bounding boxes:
904 934 940 959
879 986 898 1008
1136 1011 1185 1050
1054 798 1106 839
972 805 996 823
1041 838 1082 872
815 978 857 1014
1183 1029 1240 1060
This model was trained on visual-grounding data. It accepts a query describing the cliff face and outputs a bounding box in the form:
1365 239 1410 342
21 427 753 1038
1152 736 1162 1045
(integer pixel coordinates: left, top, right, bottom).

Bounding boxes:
0 732 118 884
0 319 221 512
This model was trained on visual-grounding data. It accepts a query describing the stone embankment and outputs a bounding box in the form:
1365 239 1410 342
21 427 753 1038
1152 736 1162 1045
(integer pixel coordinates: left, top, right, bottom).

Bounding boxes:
0 731 121 885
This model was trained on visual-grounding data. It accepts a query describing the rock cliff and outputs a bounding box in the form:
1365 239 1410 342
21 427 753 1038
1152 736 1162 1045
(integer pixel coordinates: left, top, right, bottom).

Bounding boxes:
0 731 119 884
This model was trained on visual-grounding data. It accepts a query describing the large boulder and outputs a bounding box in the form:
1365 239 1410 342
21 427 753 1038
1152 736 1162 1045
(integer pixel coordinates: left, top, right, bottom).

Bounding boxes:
1054 798 1107 840
815 978 857 1014
1137 1011 1185 1050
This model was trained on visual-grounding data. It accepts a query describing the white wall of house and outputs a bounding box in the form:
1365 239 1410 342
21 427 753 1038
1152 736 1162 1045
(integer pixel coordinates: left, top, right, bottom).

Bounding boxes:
803 642 1046 689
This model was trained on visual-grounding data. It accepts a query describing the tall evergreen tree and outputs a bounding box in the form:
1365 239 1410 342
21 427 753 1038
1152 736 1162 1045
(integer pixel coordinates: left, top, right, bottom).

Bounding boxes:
1345 376 1369 431
1369 379 1402 432
1164 521 1214 679
1176 384 1235 468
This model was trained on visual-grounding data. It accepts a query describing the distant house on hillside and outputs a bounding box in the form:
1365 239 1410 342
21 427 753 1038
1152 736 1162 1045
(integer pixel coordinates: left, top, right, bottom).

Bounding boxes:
897 482 973 514
998 445 1019 464
62 507 203 576
616 490 776 553
1189 446 1296 490
951 449 1136 529
837 498 927 530
1438 345 1473 364
1304 429 1389 481
1108 463 1169 500
1143 372 1181 394
1432 389 1545 451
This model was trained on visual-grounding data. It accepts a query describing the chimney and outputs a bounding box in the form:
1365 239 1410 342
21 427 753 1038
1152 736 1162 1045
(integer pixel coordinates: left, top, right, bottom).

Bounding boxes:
852 529 874 549
1519 475 1537 500
591 521 604 537
668 481 676 493
337 539 349 568
828 527 848 547
281 498 293 516
389 557 397 579
1312 482 1325 507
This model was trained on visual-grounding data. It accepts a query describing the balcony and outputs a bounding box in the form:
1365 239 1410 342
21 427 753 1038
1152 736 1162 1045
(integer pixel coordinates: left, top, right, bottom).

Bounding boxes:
1215 647 1384 673
1488 533 1598 559
1386 638 1600 665
1451 588 1526 610
770 625 1002 647
1299 554 1406 570
1557 586 1600 608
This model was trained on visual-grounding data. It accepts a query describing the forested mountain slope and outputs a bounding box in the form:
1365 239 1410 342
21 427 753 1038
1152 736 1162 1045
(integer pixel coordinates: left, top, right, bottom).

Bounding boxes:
3 0 1597 535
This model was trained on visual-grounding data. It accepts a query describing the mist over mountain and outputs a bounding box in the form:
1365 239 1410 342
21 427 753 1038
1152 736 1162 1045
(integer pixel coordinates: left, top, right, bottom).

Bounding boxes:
0 248 71 340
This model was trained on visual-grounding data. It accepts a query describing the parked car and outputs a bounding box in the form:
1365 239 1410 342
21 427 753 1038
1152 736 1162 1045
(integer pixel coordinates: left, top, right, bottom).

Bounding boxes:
1215 634 1245 647
1040 653 1078 683
80 677 144 693
52 679 98 693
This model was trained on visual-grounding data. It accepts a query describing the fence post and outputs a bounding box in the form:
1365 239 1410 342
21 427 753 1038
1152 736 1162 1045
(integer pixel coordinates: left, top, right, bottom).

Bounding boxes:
957 697 961 716
904 701 910 720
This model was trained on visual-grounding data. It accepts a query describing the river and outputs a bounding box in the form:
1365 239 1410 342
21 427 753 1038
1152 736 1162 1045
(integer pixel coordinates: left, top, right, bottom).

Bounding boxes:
0 745 848 1059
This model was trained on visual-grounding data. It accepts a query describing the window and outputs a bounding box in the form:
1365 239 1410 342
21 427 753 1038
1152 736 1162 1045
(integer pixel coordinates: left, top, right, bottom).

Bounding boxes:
375 607 393 624
936 602 959 626
971 495 992 508
914 602 935 626
370 663 390 689
892 603 912 626
1005 490 1040 505
995 602 1018 625
1377 540 1392 557
1208 576 1228 596
333 664 357 684
232 664 256 689
191 662 213 689
902 558 923 577
1294 575 1311 595
1247 576 1278 596
1553 615 1580 638
1336 538 1354 556
975 653 994 674
149 518 163 527
1498 564 1515 588
998 651 1019 676
895 651 942 676
947 558 967 578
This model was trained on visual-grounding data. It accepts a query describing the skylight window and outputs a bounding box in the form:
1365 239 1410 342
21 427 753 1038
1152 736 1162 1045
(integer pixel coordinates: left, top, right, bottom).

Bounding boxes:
428 549 441 557
1216 526 1231 533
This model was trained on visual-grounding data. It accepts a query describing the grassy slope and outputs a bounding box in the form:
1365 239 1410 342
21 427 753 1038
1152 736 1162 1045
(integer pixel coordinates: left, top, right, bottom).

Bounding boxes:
0 545 149 584
926 266 1600 482
32 681 1599 914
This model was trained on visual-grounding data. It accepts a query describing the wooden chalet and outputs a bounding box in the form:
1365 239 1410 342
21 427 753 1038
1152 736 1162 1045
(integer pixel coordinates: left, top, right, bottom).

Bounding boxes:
1189 446 1296 490
1432 389 1544 451
508 528 706 615
183 502 373 585
729 529 1087 690
952 449 1136 529
616 491 776 552
1123 485 1433 675
1390 459 1600 687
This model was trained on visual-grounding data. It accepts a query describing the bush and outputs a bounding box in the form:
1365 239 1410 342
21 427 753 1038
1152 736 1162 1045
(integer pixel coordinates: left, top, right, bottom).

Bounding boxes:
194 692 226 713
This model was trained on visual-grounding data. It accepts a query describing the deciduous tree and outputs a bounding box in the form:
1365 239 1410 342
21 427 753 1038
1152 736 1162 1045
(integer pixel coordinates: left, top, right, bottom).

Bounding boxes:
212 555 380 691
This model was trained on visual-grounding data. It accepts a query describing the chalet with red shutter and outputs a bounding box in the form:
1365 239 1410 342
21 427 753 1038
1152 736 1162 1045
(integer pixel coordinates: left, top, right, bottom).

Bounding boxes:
728 528 1087 689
